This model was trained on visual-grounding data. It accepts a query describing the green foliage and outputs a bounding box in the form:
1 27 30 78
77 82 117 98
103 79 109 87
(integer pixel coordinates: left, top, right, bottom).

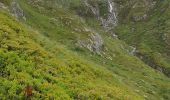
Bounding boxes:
0 10 143 99
0 0 170 99
0 0 11 5
114 0 170 77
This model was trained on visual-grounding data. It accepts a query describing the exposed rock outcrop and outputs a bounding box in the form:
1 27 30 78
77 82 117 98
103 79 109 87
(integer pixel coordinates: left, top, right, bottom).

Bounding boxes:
132 14 147 22
10 0 26 20
0 2 8 10
129 46 136 55
77 30 103 54
83 0 118 30
136 52 170 77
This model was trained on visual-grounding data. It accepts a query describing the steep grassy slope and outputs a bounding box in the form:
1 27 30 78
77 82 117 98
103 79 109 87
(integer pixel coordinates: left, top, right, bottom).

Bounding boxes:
0 0 170 99
114 0 170 76
0 10 143 99
17 0 170 99
0 0 11 5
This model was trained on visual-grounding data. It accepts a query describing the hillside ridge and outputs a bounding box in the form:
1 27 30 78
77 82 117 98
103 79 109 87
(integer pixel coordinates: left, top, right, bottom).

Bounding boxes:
0 0 170 99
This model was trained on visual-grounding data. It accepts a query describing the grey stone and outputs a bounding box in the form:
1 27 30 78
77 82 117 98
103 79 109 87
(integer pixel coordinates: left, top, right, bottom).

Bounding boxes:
83 0 118 30
10 1 26 20
77 30 103 54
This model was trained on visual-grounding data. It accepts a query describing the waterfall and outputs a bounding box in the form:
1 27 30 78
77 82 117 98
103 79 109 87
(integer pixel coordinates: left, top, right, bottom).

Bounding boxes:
83 0 118 30
108 0 113 13
101 0 117 30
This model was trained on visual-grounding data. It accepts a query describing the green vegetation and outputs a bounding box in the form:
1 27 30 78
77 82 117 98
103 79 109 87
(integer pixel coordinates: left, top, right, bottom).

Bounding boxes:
0 0 170 99
0 0 11 5
114 0 170 76
0 10 143 99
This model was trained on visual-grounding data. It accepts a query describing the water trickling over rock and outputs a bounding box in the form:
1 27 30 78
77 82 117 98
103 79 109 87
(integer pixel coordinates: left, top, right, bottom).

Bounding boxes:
83 0 118 30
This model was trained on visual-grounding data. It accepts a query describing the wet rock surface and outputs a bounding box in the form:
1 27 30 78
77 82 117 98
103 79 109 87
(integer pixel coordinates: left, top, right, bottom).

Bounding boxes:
83 0 118 30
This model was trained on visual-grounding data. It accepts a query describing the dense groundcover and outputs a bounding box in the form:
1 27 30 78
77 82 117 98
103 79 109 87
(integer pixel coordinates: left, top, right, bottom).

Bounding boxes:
0 0 170 99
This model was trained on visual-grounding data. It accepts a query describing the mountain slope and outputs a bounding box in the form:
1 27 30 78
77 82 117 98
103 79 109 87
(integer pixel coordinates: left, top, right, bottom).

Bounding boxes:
114 0 170 77
0 10 143 99
0 0 170 99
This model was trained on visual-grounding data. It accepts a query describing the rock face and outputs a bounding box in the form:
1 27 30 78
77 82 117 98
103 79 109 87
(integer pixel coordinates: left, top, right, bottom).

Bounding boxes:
101 0 118 30
77 31 103 54
129 46 136 55
76 0 118 53
136 52 170 77
10 1 25 20
132 14 147 21
83 0 118 30
0 2 8 10
89 32 104 53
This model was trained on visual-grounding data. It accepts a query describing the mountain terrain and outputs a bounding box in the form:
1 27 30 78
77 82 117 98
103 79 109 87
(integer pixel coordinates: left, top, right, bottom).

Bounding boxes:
0 0 170 99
